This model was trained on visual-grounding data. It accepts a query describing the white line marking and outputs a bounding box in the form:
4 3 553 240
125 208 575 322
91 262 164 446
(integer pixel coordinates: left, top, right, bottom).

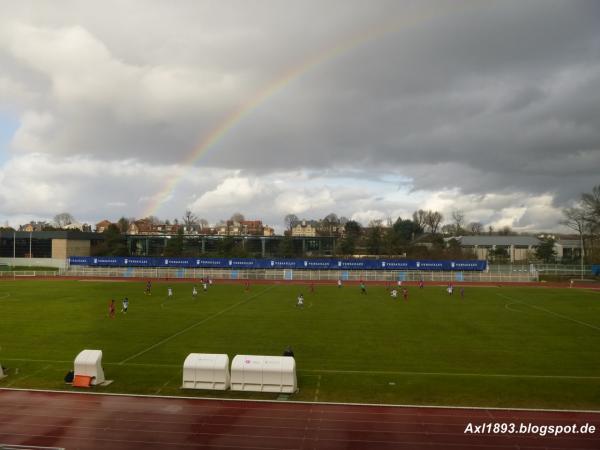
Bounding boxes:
0 292 19 302
0 431 285 450
154 376 176 395
2 357 598 380
1 387 599 414
118 285 275 365
301 368 600 380
0 445 65 450
313 374 322 402
497 293 600 332
504 302 523 313
0 358 72 364
4 365 51 388
77 279 128 282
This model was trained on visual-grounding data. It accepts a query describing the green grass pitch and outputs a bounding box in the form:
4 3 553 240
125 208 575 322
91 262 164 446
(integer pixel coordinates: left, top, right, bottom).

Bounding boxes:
1 279 599 409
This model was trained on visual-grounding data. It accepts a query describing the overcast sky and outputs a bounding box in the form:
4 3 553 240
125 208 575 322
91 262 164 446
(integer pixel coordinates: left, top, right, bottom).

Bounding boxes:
1 0 599 232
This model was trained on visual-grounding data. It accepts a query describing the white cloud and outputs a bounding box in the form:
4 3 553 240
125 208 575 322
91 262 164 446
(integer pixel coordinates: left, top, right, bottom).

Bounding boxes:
351 210 387 225
0 1 597 232
188 176 267 211
11 110 54 152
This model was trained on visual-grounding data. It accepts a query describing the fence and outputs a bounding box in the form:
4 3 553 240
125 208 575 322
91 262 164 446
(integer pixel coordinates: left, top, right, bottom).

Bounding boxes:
0 270 62 278
2 262 595 283
63 266 537 283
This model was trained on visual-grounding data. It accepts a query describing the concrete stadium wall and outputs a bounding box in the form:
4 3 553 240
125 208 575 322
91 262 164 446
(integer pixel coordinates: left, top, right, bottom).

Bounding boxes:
51 239 91 259
0 257 67 269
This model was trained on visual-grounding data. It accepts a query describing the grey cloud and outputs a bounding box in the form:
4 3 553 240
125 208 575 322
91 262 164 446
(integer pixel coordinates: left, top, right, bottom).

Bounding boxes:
1 0 599 229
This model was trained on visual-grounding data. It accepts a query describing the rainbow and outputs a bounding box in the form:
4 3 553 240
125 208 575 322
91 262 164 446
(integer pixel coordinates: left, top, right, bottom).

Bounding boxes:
142 3 472 218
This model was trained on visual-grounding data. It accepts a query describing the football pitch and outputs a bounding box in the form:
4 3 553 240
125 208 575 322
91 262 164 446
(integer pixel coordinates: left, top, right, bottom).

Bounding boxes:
1 279 599 410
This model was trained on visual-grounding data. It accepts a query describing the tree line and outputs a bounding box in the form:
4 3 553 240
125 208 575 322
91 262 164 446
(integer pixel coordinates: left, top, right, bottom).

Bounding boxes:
4 185 599 262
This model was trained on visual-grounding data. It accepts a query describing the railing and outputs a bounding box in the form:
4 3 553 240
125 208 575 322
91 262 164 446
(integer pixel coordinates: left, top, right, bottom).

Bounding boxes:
2 263 594 283
0 270 62 278
63 267 537 282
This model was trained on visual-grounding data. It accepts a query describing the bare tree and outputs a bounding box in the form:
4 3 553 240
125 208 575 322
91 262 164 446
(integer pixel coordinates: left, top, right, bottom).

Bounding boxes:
321 213 341 236
117 217 132 233
468 222 483 235
54 212 75 228
284 214 299 231
230 212 245 223
412 210 427 230
581 185 600 220
441 224 455 235
145 216 161 225
183 209 199 229
451 210 465 235
424 211 443 234
323 213 339 223
580 185 600 255
562 206 587 272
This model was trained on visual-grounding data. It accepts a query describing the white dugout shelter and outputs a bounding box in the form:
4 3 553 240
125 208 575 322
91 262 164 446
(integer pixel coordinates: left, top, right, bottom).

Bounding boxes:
230 355 297 393
182 353 230 390
73 349 105 385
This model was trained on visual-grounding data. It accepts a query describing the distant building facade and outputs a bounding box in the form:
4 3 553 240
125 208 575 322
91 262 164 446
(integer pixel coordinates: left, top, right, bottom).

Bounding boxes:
290 220 318 237
455 236 539 262
95 220 113 233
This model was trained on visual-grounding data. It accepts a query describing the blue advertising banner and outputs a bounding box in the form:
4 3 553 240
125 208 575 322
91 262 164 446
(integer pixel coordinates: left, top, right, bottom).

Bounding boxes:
70 256 487 271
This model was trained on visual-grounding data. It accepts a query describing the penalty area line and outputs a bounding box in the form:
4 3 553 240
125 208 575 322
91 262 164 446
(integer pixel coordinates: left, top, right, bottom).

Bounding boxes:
497 293 600 332
118 285 275 365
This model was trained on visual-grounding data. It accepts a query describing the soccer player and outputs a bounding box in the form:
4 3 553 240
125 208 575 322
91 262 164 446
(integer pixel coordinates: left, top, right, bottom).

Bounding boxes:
168 286 173 298
121 297 129 314
419 280 424 289
402 288 408 301
244 281 250 292
397 280 403 288
447 284 453 295
192 285 198 297
145 280 152 295
208 278 213 285
297 293 304 308
202 281 208 292
108 299 116 319
337 279 342 288
460 287 465 299
310 282 315 293
390 289 398 298
360 281 367 295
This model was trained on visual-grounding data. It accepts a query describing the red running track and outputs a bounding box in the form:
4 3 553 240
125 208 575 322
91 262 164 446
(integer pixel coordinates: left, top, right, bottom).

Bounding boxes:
0 390 599 450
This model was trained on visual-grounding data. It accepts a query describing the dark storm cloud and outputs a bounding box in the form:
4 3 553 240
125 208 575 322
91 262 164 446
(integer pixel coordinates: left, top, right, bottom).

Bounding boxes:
197 0 600 205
